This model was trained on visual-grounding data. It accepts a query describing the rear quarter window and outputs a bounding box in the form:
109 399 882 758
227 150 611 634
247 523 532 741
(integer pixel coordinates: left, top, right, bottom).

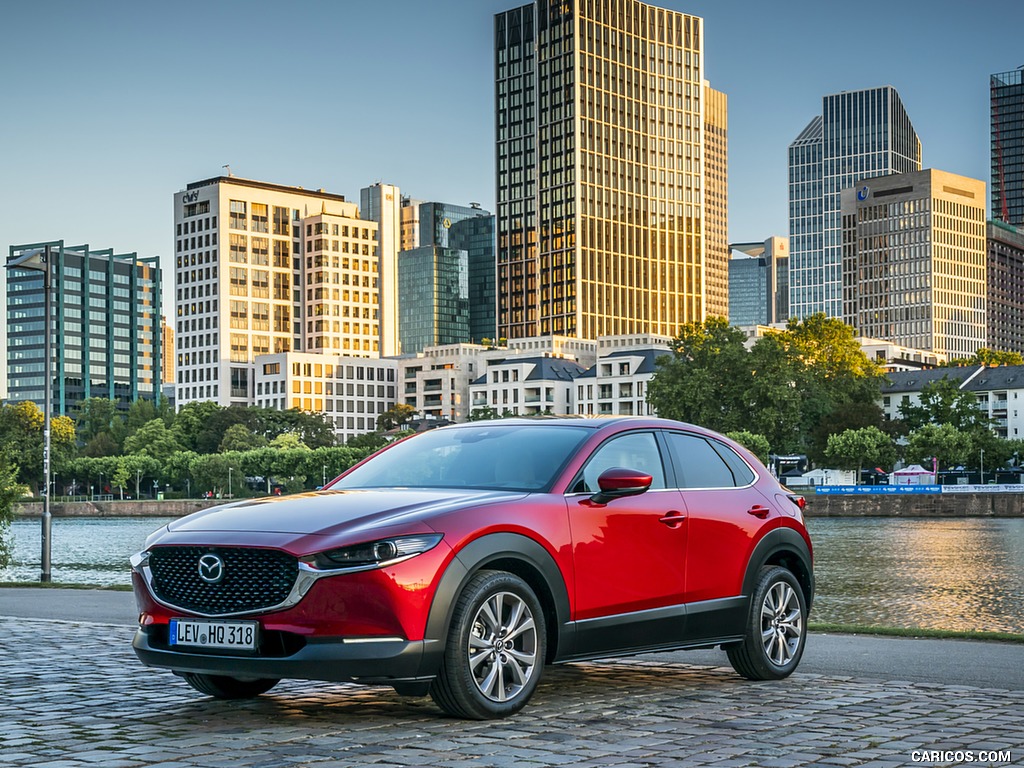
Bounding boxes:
664 432 746 489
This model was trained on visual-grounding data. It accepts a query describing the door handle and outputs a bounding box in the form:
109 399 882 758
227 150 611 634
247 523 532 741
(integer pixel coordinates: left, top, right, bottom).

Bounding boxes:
747 505 771 519
658 511 687 529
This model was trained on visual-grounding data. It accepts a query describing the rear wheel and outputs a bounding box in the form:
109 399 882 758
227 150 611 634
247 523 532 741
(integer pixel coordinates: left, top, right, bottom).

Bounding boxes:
181 673 280 699
430 570 546 719
727 566 807 680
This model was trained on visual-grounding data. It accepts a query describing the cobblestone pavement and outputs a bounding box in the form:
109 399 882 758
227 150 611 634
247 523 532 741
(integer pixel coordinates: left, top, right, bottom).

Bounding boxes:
3 617 1022 768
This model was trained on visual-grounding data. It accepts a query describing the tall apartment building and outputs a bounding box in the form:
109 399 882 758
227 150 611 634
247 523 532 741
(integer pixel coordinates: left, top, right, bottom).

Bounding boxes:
7 240 161 416
728 236 789 326
789 86 922 320
495 0 727 341
360 182 402 357
987 220 1024 355
173 176 378 409
840 169 986 360
991 69 1024 226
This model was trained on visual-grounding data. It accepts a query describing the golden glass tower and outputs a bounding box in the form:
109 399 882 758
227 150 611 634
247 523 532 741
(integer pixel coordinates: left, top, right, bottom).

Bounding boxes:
495 0 727 341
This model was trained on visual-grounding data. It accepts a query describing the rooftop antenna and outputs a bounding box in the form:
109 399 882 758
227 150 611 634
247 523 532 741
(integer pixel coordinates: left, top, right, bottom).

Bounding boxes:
223 164 232 177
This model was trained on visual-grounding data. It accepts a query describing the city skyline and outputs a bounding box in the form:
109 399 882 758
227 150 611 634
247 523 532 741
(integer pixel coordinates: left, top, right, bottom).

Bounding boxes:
3 0 1020 289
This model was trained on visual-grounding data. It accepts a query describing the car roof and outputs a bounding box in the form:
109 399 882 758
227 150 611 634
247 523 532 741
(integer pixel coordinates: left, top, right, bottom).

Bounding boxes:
440 416 714 436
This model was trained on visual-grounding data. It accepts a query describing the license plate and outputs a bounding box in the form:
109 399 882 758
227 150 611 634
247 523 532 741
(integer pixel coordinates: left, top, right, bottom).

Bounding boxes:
169 618 259 651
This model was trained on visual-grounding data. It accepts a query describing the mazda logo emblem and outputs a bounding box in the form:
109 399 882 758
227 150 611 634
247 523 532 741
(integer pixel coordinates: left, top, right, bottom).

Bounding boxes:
197 554 225 584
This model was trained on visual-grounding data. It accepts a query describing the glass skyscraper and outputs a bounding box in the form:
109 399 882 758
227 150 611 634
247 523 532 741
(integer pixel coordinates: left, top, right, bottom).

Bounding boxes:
449 213 498 343
6 240 162 416
495 0 727 341
788 86 921 319
397 246 470 354
991 69 1024 227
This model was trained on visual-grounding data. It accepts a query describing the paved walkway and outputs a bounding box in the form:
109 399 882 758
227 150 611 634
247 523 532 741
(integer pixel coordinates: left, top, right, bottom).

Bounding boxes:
3 616 1022 767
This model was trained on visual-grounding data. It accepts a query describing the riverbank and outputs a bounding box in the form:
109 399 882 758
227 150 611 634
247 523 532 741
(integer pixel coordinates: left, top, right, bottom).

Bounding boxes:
13 491 1024 518
804 490 1024 516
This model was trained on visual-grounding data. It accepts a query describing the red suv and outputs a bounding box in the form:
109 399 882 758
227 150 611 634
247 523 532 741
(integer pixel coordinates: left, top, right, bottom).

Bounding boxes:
131 418 813 719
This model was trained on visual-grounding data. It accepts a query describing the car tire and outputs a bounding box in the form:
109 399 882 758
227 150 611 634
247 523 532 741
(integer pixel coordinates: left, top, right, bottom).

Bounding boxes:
180 673 280 699
726 565 807 681
430 570 546 719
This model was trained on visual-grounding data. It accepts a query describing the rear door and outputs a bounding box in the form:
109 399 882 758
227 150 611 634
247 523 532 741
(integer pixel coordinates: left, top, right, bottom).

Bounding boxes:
662 431 774 605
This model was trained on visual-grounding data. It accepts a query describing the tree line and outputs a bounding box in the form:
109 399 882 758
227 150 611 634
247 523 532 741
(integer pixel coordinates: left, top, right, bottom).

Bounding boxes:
647 315 1024 478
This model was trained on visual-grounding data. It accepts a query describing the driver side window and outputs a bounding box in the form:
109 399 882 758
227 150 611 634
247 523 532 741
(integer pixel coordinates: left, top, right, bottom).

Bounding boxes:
574 432 666 494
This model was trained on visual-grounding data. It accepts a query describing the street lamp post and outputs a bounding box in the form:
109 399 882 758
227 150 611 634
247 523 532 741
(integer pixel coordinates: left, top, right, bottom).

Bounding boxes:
186 478 190 498
7 245 54 582
228 467 233 498
135 468 142 499
980 448 985 485
322 464 327 488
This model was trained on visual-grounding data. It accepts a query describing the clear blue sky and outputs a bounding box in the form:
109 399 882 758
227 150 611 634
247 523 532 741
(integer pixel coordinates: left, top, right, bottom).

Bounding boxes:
2 0 1022 296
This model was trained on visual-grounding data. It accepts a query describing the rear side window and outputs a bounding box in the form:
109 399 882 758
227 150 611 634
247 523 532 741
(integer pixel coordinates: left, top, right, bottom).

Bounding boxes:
710 440 756 486
664 432 743 489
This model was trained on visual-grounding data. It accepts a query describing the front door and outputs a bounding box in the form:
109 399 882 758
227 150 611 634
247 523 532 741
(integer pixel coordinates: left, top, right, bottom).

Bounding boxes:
566 430 689 656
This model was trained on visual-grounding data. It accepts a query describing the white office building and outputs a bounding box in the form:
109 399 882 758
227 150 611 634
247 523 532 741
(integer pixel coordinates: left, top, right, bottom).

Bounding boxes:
173 175 379 409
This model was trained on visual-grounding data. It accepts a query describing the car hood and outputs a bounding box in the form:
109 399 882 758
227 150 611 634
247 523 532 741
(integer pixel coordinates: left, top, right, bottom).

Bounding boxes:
165 488 524 537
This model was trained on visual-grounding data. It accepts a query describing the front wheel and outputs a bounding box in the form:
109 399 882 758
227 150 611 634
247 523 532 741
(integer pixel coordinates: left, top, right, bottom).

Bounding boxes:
727 566 807 680
430 570 546 719
180 673 280 699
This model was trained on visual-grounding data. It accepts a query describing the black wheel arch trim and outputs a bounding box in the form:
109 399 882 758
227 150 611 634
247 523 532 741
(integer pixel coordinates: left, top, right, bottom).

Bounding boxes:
423 532 572 670
742 527 814 611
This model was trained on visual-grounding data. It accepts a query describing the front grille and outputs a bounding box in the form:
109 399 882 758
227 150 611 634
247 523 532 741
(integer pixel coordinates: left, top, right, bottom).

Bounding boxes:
149 546 298 615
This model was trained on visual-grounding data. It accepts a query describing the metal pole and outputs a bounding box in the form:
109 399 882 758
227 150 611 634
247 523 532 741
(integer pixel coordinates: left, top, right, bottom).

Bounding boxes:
41 245 52 583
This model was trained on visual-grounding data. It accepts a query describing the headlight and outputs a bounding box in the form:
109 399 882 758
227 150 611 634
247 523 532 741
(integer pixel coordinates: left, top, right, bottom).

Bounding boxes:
305 534 443 571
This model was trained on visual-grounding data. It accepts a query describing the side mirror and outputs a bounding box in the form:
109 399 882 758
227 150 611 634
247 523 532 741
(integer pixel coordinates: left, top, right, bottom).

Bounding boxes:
590 467 652 505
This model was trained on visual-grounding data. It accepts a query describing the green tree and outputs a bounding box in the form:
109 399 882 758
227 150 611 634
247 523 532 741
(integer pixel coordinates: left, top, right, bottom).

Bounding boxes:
647 317 750 433
270 432 308 451
897 377 991 433
725 431 771 465
123 419 183 463
468 406 502 422
0 450 27 567
905 423 972 471
807 401 887 467
251 407 336 448
220 423 267 452
164 450 199 496
944 348 1024 367
0 402 77 493
824 427 898 482
378 403 418 431
172 401 224 453
345 432 389 451
773 314 885 456
73 397 121 445
80 432 121 458
122 454 162 498
741 334 804 453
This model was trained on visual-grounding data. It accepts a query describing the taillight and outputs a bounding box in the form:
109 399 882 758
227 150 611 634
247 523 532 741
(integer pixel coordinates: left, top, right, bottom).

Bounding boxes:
787 494 806 511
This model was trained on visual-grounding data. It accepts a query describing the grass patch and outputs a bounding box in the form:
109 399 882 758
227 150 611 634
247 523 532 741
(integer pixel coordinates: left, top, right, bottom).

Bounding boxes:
810 621 1024 644
0 581 132 592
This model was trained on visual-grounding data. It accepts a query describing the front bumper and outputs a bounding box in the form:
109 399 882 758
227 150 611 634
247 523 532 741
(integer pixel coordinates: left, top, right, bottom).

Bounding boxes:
132 627 440 685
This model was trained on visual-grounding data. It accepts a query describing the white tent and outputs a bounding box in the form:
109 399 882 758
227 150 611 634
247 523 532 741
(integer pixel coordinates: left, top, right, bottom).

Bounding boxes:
891 464 935 485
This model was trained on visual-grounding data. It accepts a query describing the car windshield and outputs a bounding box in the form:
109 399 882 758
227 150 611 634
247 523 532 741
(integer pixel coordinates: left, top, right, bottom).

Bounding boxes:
332 424 592 492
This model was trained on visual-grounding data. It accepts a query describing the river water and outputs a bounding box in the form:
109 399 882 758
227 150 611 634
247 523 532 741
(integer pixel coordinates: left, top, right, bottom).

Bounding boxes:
2 516 1023 634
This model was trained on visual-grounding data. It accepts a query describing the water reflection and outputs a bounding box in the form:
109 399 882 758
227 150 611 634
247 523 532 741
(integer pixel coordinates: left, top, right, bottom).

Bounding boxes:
1 517 174 587
2 516 1023 634
808 518 1024 634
